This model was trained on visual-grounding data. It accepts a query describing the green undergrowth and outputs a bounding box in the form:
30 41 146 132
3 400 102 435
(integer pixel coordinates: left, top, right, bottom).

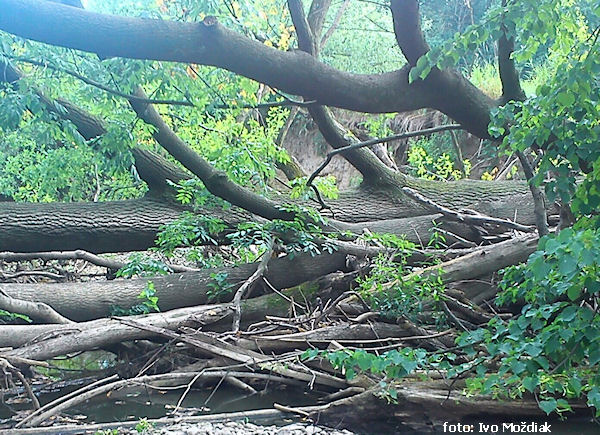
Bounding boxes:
303 227 600 417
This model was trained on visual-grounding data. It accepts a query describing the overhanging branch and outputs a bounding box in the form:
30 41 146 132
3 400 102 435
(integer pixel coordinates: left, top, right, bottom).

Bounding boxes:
307 124 464 188
0 0 496 138
288 0 395 184
0 0 426 114
128 88 292 221
11 56 194 107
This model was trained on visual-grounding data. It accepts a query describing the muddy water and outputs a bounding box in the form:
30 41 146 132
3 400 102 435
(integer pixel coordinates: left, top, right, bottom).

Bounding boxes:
67 385 319 423
2 386 599 434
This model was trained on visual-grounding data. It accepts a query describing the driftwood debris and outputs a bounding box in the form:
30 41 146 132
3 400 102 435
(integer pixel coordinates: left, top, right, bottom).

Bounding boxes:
0 228 565 432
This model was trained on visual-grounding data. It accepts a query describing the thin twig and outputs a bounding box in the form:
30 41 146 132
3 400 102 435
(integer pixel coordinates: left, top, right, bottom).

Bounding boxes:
516 151 549 236
12 57 194 106
306 125 463 187
402 187 535 233
231 241 274 333
442 302 469 332
15 374 119 428
1 359 40 411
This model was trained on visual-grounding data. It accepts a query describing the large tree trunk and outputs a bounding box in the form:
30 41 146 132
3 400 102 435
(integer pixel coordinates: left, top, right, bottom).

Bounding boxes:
0 198 186 253
1 235 535 327
0 252 349 321
0 179 545 253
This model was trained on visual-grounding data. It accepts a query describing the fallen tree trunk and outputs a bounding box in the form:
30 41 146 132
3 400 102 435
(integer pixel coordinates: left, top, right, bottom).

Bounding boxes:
1 305 229 361
235 322 450 353
310 383 589 432
0 251 349 321
410 234 539 283
0 181 545 253
0 197 250 253
0 269 355 348
2 233 538 324
1 295 349 389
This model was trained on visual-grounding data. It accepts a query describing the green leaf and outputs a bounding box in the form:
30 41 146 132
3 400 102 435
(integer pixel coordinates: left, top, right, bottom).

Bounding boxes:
556 92 575 106
588 387 600 412
559 306 578 322
558 254 577 276
569 377 582 396
345 367 356 380
522 376 539 393
302 348 320 360
356 352 373 371
524 342 543 357
539 398 557 415
408 68 419 83
567 285 582 301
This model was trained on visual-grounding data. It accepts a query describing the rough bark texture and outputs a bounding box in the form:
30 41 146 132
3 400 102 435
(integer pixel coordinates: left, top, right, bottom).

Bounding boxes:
1 269 353 353
0 252 349 321
0 198 188 253
0 177 547 253
411 234 538 283
2 305 224 361
389 0 495 137
236 322 428 353
131 147 190 194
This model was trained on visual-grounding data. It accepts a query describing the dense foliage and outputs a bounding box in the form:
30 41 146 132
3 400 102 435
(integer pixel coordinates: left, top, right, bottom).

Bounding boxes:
308 0 600 417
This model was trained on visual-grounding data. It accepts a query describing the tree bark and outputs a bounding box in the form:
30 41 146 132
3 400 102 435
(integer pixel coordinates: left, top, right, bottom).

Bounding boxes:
2 305 229 361
0 251 349 321
407 234 538 283
0 178 549 253
0 198 188 253
0 0 495 137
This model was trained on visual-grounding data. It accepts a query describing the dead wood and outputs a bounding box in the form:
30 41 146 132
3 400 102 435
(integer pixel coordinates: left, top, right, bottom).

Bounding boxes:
308 383 589 432
8 408 316 435
0 250 199 273
0 358 40 411
18 372 240 427
0 251 349 321
0 269 356 349
0 305 232 360
10 379 587 433
122 319 348 389
236 323 453 353
402 186 536 233
19 371 314 428
0 290 73 324
406 234 538 284
15 374 120 428
231 241 273 333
